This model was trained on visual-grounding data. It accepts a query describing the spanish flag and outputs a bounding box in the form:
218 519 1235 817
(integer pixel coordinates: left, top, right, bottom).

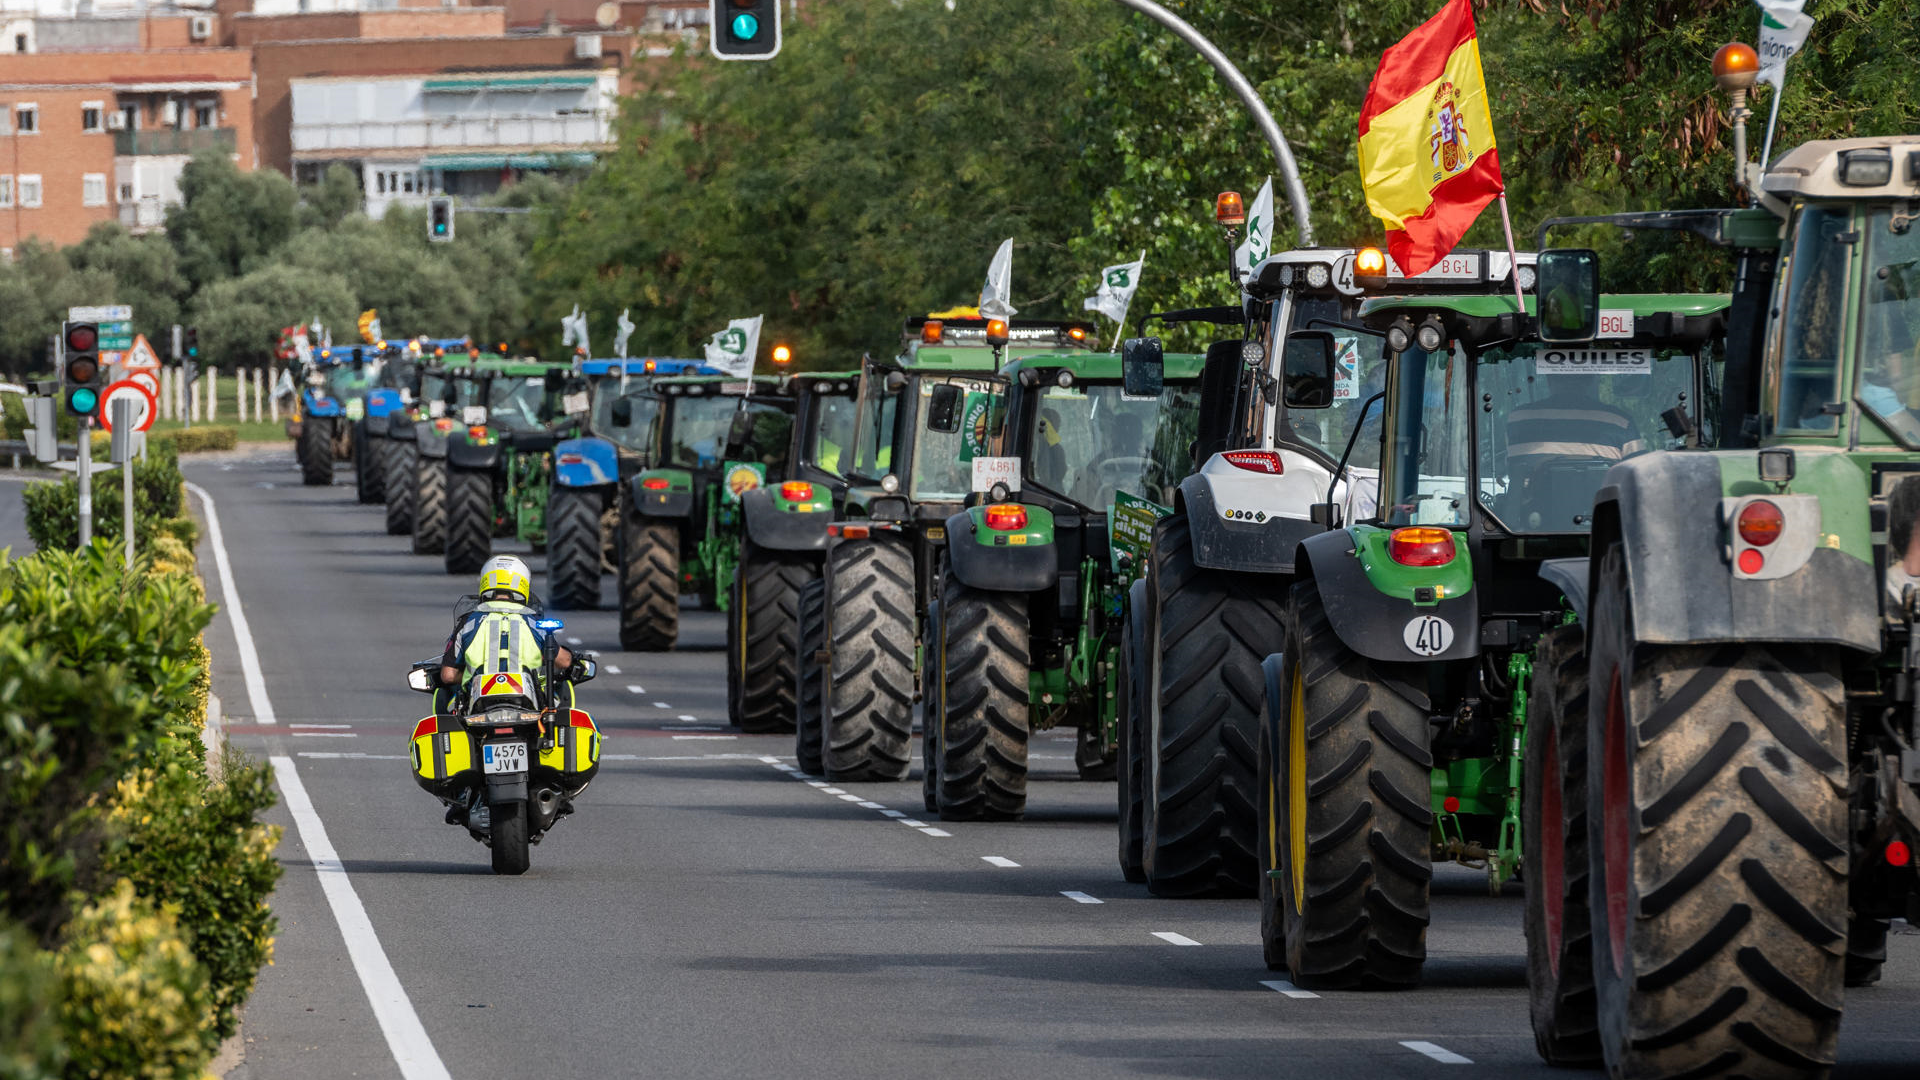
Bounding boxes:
1357 0 1503 277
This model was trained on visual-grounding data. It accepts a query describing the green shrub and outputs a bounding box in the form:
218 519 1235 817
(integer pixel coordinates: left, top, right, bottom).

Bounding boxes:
152 427 236 454
105 744 280 1047
20 443 189 556
54 880 212 1080
0 921 60 1080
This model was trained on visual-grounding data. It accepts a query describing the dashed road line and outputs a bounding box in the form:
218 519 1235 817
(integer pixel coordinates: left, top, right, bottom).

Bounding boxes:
981 856 1020 868
296 752 408 760
602 664 621 674
1400 1041 1471 1065
652 701 672 709
292 732 358 738
1260 980 1319 999
676 714 697 721
626 685 645 695
290 723 353 729
671 734 737 741
757 756 947 837
1152 931 1202 946
566 636 582 646
1061 891 1102 904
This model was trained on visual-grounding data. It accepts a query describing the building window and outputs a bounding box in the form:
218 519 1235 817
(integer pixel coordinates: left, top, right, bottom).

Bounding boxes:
400 172 414 194
82 102 102 132
194 101 214 129
118 181 133 202
14 104 35 134
120 104 138 131
0 176 11 208
20 175 41 208
14 34 26 53
82 174 106 207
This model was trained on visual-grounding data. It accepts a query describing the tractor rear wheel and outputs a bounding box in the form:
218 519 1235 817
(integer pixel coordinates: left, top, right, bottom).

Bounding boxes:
1142 513 1275 897
354 424 385 504
1587 542 1847 1080
411 455 447 554
444 467 494 575
794 577 827 774
822 537 915 782
1116 597 1148 882
1524 624 1601 1066
546 486 603 610
1847 917 1888 987
734 545 811 734
385 438 417 535
921 599 944 812
299 417 333 486
936 578 1029 821
1272 575 1431 990
616 494 679 651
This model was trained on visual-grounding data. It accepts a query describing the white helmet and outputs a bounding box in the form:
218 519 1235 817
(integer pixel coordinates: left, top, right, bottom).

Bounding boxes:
477 555 532 604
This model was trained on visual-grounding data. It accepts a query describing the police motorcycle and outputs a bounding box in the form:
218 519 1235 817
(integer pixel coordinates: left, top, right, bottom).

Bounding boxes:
405 598 602 875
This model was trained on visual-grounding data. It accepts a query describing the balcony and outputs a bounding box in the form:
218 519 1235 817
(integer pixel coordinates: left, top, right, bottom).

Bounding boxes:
114 127 238 157
118 197 167 232
289 113 612 156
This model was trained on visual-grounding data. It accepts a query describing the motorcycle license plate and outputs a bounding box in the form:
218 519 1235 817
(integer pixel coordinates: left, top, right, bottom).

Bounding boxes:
482 742 528 775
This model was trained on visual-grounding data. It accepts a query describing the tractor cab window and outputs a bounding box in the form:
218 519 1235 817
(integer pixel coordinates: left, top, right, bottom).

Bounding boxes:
1855 207 1920 447
1775 203 1853 434
1384 343 1471 526
1027 382 1198 509
732 401 795 473
812 393 861 476
420 373 446 404
485 378 548 433
1274 300 1387 469
1474 343 1695 533
852 380 898 479
326 365 371 398
663 394 742 467
910 377 999 502
592 385 660 452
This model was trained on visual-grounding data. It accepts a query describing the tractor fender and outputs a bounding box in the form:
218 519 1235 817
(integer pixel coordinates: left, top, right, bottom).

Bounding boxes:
366 388 405 419
447 436 502 471
553 437 618 487
1537 557 1589 626
302 390 343 419
1296 528 1479 665
1179 447 1333 575
943 506 1056 593
415 420 451 458
631 469 693 518
1592 451 1879 652
741 487 829 552
386 413 418 441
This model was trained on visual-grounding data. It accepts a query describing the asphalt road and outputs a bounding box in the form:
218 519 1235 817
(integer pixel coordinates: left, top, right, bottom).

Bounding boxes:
179 448 1920 1080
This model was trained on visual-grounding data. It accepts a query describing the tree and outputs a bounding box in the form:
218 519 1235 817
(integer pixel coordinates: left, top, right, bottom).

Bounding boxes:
188 264 356 368
165 152 298 292
296 163 363 232
66 222 187 347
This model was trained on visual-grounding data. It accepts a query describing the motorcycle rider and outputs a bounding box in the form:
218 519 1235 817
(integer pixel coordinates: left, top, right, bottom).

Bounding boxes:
435 555 575 716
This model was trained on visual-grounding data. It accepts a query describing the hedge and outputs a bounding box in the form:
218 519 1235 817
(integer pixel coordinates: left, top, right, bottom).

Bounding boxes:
20 442 197 557
88 428 238 455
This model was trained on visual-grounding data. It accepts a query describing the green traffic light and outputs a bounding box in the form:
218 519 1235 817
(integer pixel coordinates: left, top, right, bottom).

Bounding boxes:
69 387 98 415
731 12 759 39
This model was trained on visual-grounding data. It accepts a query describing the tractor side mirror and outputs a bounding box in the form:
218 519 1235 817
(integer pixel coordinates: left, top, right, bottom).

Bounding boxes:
544 370 565 395
611 398 634 427
726 408 757 455
442 378 460 406
1282 331 1338 409
1537 248 1601 343
1121 337 1165 398
926 384 963 433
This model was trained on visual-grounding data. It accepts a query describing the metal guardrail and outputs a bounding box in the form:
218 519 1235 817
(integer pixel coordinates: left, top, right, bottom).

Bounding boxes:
0 439 78 462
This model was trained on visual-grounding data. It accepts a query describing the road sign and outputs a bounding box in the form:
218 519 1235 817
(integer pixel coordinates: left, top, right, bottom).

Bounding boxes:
127 370 160 398
121 333 161 370
68 305 131 322
98 320 133 350
97 379 157 433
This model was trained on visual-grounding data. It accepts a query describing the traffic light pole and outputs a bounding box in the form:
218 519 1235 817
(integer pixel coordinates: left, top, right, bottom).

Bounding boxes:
1107 0 1314 246
77 418 92 548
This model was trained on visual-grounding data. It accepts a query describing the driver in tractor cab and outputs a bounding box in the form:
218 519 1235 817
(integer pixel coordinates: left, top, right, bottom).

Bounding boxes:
435 555 575 717
1504 376 1646 502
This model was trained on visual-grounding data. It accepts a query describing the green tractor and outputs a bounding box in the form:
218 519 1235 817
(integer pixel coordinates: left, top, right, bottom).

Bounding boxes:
725 371 860 734
1512 132 1920 1077
614 374 792 650
405 354 516 555
807 316 1096 782
437 361 569 575
1255 287 1729 995
922 347 1204 819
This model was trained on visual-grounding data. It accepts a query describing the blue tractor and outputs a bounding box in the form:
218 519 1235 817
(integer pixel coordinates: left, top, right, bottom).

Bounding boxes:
292 345 380 487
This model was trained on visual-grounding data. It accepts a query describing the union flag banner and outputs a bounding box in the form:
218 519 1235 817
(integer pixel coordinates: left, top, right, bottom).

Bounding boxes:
1357 0 1503 277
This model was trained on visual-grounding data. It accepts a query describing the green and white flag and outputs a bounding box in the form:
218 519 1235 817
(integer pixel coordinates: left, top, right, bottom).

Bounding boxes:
614 308 635 359
1233 176 1274 278
1083 253 1146 325
704 315 763 377
979 238 1018 320
1756 0 1813 88
561 304 590 356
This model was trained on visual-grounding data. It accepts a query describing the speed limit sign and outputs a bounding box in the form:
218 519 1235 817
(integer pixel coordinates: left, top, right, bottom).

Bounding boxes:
97 380 158 433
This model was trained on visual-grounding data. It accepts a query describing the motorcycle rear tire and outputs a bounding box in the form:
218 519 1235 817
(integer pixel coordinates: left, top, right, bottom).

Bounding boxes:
490 801 531 875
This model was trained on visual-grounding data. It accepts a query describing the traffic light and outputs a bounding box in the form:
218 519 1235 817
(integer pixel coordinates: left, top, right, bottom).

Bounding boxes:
709 0 781 60
428 197 454 242
62 321 102 418
184 326 199 361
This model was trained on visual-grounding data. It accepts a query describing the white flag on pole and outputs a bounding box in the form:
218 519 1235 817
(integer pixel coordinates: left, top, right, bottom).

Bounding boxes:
1083 255 1146 326
1234 177 1275 278
979 238 1018 320
704 316 763 377
561 305 590 356
1756 0 1813 88
614 308 635 359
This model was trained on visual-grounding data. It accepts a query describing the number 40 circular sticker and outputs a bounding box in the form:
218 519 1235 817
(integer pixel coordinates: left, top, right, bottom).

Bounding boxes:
1404 615 1454 656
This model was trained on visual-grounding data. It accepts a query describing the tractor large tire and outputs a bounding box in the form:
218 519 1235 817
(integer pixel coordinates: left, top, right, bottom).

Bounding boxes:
1255 668 1286 970
921 599 944 813
354 424 385 504
1846 917 1888 988
794 577 828 774
734 546 811 734
1116 591 1149 883
443 467 494 576
936 579 1030 821
1142 513 1277 897
822 537 915 782
411 455 448 554
299 417 333 486
488 800 531 876
1270 575 1432 990
1523 624 1602 1066
385 438 417 536
546 486 604 610
1587 542 1847 1080
616 497 680 652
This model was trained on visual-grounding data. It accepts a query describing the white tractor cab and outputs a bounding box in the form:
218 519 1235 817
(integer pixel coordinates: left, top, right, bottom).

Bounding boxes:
1124 244 1538 897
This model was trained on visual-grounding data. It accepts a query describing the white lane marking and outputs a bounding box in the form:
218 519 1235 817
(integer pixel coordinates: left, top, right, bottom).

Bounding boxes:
185 482 276 724
856 800 885 809
296 753 408 760
759 759 944 837
919 827 952 837
806 780 829 788
1152 931 1202 946
566 636 582 646
271 756 450 1080
603 664 621 674
676 714 697 721
652 701 671 709
292 732 358 738
880 809 906 818
1400 1042 1471 1065
981 856 1020 868
671 735 737 741
626 685 645 695
1061 891 1103 904
899 818 928 828
837 793 864 802
820 787 847 795
666 725 724 732
1261 980 1319 999
290 723 353 729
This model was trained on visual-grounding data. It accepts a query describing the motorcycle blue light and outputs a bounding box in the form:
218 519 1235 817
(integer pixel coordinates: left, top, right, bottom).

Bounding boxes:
535 619 564 631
